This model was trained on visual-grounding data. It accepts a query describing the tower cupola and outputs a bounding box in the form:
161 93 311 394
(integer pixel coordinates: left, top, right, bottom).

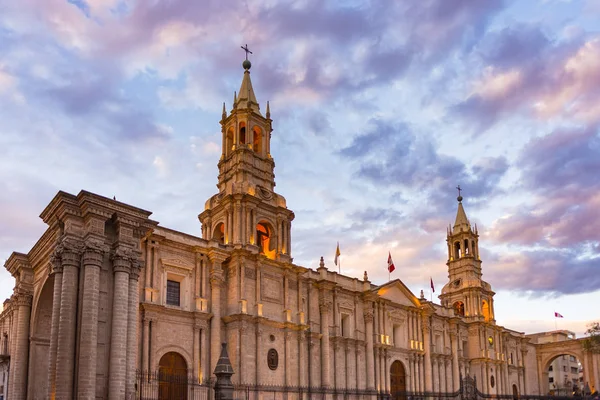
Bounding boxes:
439 188 495 323
198 51 294 262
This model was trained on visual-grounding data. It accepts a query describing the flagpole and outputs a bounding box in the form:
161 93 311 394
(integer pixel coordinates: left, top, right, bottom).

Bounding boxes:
555 312 557 330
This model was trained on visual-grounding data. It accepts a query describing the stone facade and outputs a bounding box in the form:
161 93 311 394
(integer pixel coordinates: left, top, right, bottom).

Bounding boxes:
1 60 599 400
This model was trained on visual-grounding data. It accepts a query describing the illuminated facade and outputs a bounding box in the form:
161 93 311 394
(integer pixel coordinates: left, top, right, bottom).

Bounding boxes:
1 60 599 400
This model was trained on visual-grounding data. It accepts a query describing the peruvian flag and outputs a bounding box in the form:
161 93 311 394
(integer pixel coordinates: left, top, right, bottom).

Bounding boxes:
387 252 395 273
554 312 564 318
430 277 435 293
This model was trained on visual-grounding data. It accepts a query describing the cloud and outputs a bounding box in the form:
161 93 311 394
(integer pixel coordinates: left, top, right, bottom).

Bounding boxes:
339 118 508 208
454 27 600 130
484 248 600 296
488 126 600 248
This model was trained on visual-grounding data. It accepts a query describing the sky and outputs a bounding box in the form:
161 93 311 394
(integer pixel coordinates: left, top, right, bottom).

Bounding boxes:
1 0 599 338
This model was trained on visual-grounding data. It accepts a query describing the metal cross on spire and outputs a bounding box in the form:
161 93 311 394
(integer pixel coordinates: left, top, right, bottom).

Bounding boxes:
241 44 253 60
456 185 462 197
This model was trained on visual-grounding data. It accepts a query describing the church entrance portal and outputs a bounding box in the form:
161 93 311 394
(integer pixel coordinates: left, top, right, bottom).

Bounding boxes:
390 360 407 400
158 352 188 400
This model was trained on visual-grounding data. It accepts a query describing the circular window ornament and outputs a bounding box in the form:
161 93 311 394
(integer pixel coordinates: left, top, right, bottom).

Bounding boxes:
488 336 494 347
269 334 276 342
267 348 279 370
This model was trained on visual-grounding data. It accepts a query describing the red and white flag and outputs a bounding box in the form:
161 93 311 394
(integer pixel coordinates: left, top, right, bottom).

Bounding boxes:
554 312 564 318
387 252 395 273
430 277 435 293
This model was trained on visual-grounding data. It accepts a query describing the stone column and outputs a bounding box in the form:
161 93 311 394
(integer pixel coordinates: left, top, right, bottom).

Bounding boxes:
10 293 33 400
520 346 528 395
385 351 391 395
364 309 375 390
320 302 331 387
255 328 263 385
142 317 150 372
108 251 131 399
193 324 200 382
446 359 452 393
55 243 82 400
450 328 460 391
287 221 292 255
126 262 141 398
285 330 291 386
201 328 209 383
77 243 104 399
145 242 152 298
209 256 225 375
234 201 242 244
46 254 63 400
423 316 433 392
298 332 306 387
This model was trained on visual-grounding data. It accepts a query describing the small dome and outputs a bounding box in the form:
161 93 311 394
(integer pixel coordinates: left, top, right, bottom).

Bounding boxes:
243 59 251 70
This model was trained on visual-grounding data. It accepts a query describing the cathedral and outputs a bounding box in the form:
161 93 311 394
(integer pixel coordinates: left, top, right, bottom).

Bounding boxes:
0 58 598 400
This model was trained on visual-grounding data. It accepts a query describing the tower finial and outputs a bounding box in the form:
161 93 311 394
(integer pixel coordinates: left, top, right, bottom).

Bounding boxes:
241 44 253 70
222 102 227 119
266 101 270 119
456 185 463 202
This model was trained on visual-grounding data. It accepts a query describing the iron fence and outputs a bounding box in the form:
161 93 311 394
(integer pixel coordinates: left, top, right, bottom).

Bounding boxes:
136 371 595 400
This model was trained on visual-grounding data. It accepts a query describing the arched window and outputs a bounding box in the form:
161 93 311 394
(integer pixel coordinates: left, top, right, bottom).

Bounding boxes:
256 221 276 259
253 126 262 154
225 128 234 156
482 299 491 322
454 242 461 259
464 239 470 255
239 122 246 145
212 223 225 244
453 301 465 317
472 240 477 258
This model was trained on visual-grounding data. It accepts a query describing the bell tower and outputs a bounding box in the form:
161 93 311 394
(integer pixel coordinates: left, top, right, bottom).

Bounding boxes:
199 55 294 261
439 188 495 323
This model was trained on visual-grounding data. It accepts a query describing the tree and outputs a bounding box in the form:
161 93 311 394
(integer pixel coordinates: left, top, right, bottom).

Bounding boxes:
583 322 600 353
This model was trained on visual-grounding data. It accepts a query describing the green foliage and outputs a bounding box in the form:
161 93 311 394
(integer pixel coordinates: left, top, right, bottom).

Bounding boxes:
583 322 600 353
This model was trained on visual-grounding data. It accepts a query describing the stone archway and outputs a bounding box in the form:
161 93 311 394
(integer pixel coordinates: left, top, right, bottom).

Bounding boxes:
158 351 188 400
27 275 54 399
390 360 407 400
537 341 591 397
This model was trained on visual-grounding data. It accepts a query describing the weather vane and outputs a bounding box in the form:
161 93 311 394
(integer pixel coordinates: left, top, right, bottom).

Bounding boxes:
241 44 253 60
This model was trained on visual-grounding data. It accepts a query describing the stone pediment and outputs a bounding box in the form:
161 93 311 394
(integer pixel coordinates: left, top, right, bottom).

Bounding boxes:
161 257 194 271
375 279 421 308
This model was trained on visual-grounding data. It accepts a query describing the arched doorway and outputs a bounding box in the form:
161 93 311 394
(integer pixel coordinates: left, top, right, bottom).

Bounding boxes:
390 360 407 399
158 352 188 400
512 384 519 399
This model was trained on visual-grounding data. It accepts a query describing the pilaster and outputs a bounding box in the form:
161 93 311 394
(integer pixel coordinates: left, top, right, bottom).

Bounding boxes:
55 238 84 400
11 293 33 400
126 260 141 398
77 239 106 400
46 251 63 400
108 246 132 399
208 250 227 376
364 308 375 390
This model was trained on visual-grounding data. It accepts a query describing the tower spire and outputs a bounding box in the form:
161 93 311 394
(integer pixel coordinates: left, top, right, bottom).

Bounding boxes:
235 47 261 114
453 186 470 233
